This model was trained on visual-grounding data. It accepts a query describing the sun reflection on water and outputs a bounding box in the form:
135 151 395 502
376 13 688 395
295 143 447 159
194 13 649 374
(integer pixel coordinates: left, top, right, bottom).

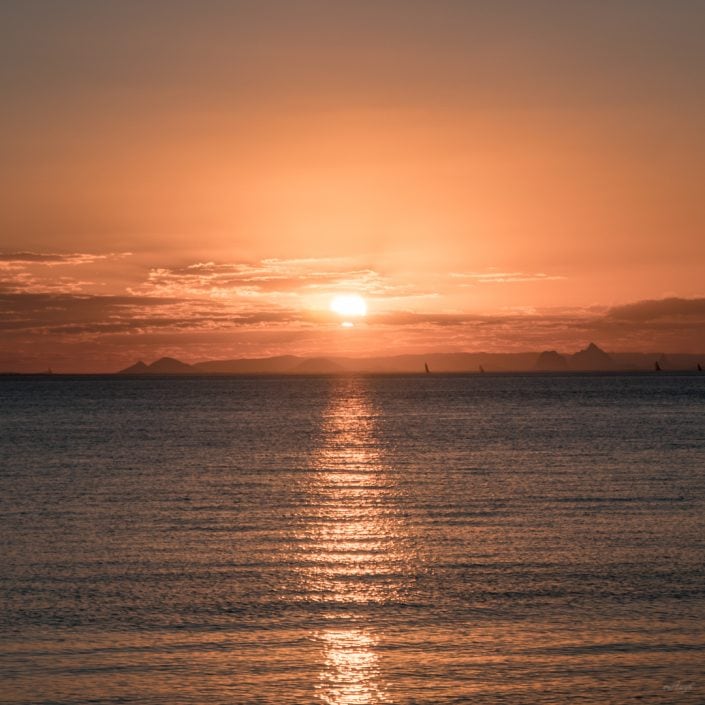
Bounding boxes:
315 628 386 705
298 378 408 704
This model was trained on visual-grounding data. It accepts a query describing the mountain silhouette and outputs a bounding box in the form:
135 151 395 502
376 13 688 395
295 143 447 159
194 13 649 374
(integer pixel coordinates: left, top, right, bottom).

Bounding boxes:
118 360 149 374
569 343 616 371
534 350 569 371
149 357 195 373
118 357 195 374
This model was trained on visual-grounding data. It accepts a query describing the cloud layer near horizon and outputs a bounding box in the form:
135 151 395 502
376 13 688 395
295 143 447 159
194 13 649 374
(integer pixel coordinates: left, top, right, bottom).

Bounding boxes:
1 251 704 372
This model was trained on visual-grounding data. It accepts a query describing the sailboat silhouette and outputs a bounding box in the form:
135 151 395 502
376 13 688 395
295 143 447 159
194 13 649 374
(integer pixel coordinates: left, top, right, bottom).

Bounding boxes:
424 363 430 374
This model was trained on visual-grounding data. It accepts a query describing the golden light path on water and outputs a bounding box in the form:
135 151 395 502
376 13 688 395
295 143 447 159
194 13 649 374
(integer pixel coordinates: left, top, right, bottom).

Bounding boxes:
297 378 411 705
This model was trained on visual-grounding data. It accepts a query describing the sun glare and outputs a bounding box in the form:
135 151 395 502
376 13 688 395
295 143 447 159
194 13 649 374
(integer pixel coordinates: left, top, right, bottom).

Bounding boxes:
330 294 367 319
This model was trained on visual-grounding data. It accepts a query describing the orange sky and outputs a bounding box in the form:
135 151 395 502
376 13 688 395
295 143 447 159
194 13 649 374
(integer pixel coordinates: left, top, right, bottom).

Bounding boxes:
2 1 705 371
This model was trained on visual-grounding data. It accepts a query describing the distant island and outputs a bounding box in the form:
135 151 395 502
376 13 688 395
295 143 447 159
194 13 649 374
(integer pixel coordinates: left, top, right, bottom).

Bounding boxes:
113 343 705 375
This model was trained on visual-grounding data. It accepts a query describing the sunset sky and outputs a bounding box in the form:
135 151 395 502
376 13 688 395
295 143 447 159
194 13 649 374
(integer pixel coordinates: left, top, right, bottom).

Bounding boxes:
2 1 705 371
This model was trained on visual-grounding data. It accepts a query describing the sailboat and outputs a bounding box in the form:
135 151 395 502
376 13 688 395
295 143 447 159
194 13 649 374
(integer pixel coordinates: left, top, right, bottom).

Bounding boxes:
698 363 702 372
479 365 485 374
424 362 430 374
654 361 661 372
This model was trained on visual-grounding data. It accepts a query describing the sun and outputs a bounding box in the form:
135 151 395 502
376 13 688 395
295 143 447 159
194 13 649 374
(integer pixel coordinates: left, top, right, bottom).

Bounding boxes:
330 294 367 319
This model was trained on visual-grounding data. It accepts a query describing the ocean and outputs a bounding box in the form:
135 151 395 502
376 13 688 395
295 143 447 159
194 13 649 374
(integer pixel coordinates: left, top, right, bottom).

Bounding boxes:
1 373 704 704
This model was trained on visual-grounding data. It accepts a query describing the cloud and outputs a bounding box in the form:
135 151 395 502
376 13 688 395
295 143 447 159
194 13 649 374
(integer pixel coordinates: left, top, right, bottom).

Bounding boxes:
370 311 486 326
131 257 427 300
0 291 315 340
606 297 705 322
0 272 95 294
0 293 180 331
0 251 133 294
451 270 565 284
4 290 704 346
0 252 128 265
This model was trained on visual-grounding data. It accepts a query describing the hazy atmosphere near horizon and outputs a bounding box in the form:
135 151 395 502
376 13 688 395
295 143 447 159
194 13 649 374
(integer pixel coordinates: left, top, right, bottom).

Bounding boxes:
2 3 705 705
2 1 705 371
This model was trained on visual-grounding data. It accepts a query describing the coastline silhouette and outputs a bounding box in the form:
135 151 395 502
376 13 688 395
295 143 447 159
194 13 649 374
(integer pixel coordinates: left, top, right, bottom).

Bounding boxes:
111 343 705 376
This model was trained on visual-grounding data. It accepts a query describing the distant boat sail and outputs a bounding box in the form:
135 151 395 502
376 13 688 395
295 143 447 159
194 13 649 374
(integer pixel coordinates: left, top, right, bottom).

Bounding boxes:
479 365 485 374
424 363 430 374
698 363 703 372
654 361 661 372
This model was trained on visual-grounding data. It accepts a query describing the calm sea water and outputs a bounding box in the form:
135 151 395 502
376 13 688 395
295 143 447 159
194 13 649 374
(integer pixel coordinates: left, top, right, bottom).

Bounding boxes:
1 373 704 704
